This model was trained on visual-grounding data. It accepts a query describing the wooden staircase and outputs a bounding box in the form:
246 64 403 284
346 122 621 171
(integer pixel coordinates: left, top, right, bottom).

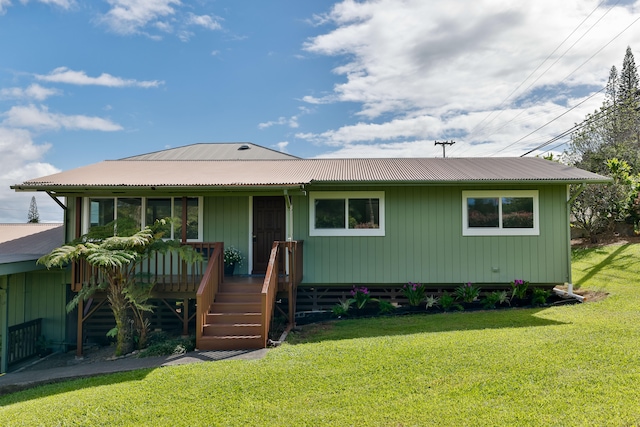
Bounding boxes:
198 280 266 350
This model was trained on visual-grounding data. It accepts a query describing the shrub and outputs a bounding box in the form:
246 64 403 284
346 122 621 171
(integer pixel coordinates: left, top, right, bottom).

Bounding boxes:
377 299 396 314
482 290 509 309
332 298 353 317
401 282 426 306
440 291 463 311
350 286 376 309
531 288 552 306
510 279 529 300
454 282 481 303
425 295 440 309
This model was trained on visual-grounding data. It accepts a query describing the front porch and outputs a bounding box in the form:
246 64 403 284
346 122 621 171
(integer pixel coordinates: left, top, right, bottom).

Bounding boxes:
73 241 303 356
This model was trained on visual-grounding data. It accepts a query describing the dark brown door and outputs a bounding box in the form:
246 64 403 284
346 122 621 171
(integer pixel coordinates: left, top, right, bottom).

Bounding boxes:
252 196 286 274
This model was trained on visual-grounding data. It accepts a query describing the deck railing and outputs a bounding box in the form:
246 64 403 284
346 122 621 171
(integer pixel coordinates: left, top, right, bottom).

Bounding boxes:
195 243 224 347
261 240 304 345
72 242 219 294
261 242 281 347
7 318 42 366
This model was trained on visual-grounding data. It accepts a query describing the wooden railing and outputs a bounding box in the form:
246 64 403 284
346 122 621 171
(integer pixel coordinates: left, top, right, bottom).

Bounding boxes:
261 242 281 347
284 240 303 327
7 318 42 366
195 243 224 347
72 242 219 294
261 240 304 346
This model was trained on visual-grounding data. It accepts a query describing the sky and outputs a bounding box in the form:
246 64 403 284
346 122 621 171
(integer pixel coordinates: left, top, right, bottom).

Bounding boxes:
1 0 640 223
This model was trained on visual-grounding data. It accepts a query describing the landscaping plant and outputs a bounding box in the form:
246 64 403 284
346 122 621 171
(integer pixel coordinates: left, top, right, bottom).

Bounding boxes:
401 281 426 306
531 287 551 306
510 279 529 300
332 298 353 317
454 282 481 303
425 294 440 309
349 286 375 310
439 291 463 311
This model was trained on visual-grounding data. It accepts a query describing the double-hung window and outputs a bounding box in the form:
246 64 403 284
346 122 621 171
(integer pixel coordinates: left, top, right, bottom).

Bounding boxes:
309 191 385 236
462 190 539 236
85 197 202 240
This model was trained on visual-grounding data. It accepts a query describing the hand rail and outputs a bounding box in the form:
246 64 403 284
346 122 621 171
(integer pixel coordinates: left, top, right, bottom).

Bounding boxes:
261 241 281 347
195 243 224 348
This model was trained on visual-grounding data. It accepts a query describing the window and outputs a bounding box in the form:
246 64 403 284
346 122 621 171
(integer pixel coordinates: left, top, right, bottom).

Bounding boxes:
309 191 385 236
462 190 539 236
86 197 202 240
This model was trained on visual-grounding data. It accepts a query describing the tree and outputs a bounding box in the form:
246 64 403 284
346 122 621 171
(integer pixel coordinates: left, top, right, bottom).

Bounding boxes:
567 47 640 240
27 196 39 223
38 219 201 356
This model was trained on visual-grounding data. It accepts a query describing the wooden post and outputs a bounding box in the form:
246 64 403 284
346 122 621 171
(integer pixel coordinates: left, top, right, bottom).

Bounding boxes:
182 298 189 336
76 298 84 358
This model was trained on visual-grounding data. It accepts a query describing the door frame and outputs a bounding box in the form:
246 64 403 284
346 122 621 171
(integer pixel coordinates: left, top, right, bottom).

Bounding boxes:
248 195 292 275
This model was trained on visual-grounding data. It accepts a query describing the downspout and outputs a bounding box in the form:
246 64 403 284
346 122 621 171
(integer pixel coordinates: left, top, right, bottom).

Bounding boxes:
554 183 587 302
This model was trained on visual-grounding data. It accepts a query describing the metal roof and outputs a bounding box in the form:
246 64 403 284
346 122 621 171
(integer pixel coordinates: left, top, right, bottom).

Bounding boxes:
0 224 63 264
13 157 611 190
120 143 299 161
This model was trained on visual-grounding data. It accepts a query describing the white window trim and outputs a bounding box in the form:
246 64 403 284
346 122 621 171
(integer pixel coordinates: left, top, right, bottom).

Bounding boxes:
309 191 385 237
83 196 203 241
462 190 539 236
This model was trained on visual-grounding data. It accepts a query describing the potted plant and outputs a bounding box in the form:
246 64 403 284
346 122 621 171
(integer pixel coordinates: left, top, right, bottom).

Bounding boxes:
223 246 243 276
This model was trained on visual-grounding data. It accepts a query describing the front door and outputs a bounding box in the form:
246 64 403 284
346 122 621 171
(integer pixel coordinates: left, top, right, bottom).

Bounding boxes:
252 196 286 274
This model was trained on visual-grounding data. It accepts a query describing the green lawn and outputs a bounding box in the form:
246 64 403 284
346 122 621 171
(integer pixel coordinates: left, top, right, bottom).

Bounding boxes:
1 243 640 426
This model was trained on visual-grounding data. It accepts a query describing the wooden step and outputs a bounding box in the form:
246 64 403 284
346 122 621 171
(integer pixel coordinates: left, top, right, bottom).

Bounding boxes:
197 335 264 351
206 312 262 324
219 283 263 293
210 302 261 313
203 322 262 336
215 293 262 303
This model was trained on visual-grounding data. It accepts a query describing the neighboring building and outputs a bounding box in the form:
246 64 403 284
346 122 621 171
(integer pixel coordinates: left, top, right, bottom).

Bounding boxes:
0 224 65 373
10 143 610 352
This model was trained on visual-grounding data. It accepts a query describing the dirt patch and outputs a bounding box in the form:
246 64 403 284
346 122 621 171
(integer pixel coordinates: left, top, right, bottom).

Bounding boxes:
554 285 609 303
571 235 640 249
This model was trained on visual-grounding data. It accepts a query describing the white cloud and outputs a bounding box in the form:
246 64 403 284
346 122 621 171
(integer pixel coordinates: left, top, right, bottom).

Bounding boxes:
186 12 222 31
1 0 74 13
3 104 123 131
25 0 75 7
0 0 11 14
274 141 289 153
99 0 180 35
0 83 60 101
36 67 163 88
0 126 61 222
259 116 299 130
299 0 640 157
99 1 223 39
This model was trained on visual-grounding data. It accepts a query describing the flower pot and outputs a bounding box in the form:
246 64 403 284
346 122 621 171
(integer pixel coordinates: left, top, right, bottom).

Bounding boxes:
224 263 236 276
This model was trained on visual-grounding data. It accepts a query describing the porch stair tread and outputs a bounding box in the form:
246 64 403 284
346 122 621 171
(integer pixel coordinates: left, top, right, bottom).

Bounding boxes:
200 278 266 350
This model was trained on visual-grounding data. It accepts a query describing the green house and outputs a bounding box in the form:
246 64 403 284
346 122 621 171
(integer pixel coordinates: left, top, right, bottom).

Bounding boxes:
11 143 610 353
0 224 66 373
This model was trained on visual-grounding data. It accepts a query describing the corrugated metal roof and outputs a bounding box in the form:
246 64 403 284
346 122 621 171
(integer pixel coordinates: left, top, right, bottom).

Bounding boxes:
0 223 63 244
0 224 64 264
13 157 610 190
121 143 298 161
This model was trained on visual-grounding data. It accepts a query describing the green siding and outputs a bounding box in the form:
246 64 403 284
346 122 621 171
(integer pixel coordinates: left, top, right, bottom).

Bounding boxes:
293 185 570 286
203 196 250 275
6 271 67 346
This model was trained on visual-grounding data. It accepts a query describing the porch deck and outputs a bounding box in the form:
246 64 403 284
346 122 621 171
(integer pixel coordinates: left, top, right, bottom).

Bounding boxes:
73 241 303 355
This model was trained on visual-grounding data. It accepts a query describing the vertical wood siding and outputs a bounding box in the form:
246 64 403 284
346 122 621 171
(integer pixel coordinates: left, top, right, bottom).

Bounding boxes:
5 271 67 347
294 185 569 286
203 196 250 275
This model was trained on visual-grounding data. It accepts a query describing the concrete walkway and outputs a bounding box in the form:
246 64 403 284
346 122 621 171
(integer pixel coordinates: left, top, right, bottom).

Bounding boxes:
0 349 268 396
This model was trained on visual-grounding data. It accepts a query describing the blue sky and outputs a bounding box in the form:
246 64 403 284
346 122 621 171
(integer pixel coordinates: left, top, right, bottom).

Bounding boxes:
1 0 640 222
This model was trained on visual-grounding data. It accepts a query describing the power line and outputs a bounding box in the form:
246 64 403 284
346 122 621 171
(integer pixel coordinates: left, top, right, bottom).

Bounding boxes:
467 0 614 142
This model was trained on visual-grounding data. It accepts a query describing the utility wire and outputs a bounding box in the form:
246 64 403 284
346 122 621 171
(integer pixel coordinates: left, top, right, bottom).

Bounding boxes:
466 0 613 143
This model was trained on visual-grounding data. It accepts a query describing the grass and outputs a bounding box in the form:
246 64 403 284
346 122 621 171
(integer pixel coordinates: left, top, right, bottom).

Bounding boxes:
1 243 640 426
